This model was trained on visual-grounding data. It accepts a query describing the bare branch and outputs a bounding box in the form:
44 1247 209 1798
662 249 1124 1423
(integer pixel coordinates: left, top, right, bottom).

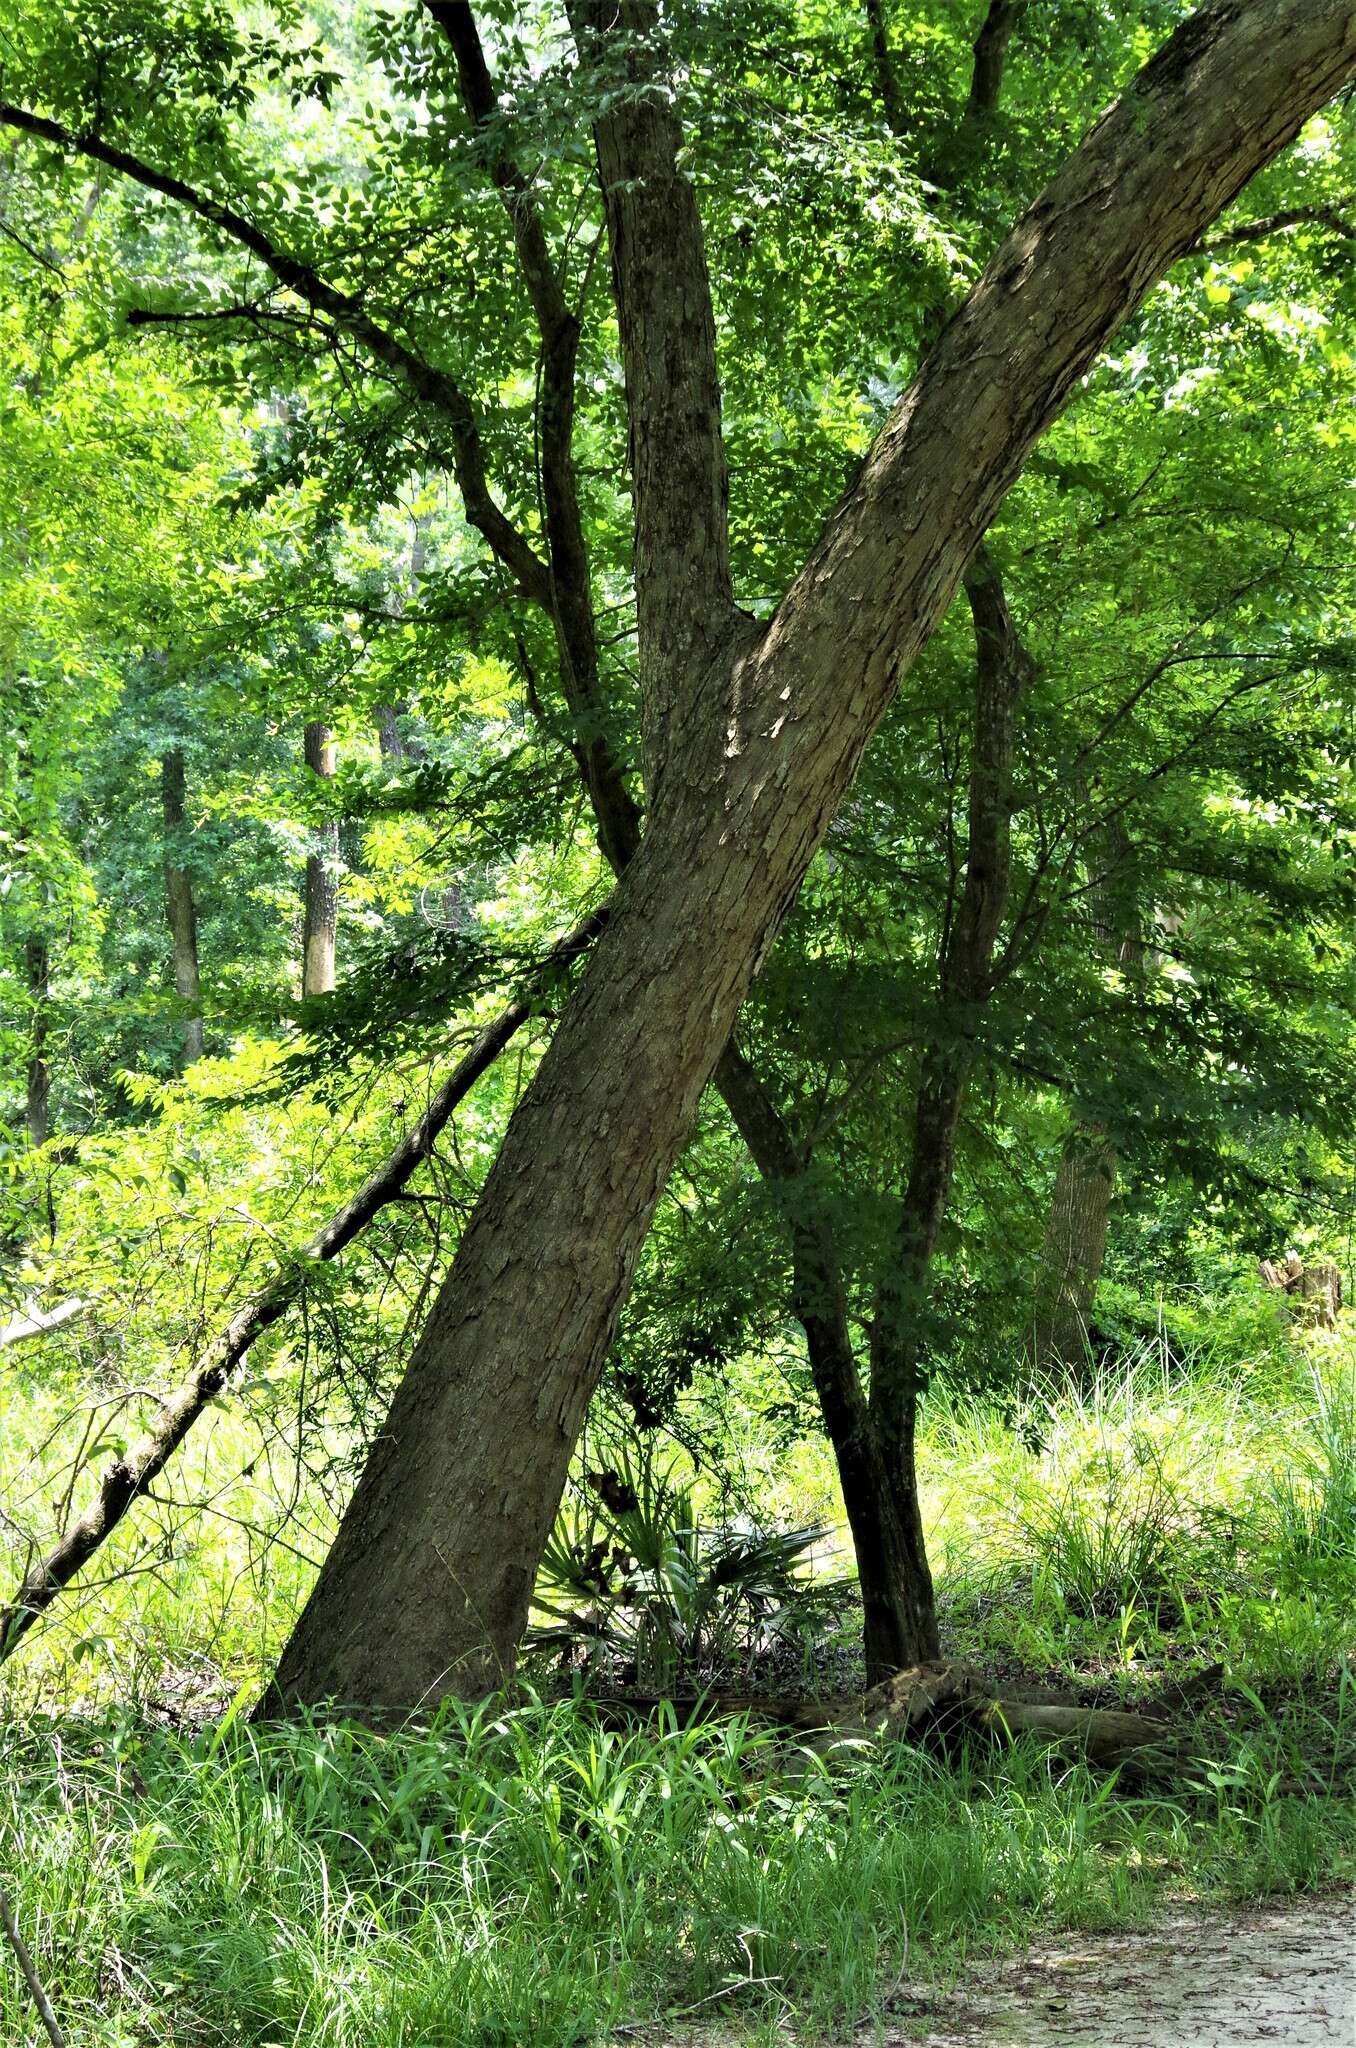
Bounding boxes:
1193 201 1356 256
0 902 609 1661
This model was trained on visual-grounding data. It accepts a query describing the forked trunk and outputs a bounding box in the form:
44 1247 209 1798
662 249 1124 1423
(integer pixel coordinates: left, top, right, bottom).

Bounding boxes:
269 1 1356 1711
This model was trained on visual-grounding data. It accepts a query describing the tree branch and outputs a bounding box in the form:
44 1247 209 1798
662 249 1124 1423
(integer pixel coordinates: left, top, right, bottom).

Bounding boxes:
1192 201 1356 256
0 902 609 1662
968 1 1027 120
863 0 907 136
425 2 642 871
0 97 552 608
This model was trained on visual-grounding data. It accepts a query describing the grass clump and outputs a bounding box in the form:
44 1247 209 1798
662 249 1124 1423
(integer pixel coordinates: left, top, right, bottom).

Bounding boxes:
1 1690 1352 2047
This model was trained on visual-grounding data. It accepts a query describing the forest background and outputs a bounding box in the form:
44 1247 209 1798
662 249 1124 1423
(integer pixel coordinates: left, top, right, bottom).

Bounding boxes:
1 1 1356 2042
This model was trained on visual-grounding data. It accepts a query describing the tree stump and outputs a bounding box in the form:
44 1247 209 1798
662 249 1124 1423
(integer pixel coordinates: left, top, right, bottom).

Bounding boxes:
1259 1252 1342 1329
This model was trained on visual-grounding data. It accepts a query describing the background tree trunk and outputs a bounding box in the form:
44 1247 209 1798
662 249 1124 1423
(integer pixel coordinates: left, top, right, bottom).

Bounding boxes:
161 748 204 1064
24 935 48 1150
301 722 338 999
1031 822 1139 1374
1032 1125 1117 1375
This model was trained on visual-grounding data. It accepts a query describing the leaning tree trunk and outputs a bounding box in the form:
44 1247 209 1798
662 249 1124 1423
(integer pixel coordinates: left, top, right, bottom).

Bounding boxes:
269 1 1356 1713
301 721 338 998
161 749 204 1064
24 934 49 1150
1032 1123 1117 1375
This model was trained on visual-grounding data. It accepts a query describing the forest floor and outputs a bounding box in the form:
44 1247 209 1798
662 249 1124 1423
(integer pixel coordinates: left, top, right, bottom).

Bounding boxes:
873 1891 1356 2046
663 1892 1356 2046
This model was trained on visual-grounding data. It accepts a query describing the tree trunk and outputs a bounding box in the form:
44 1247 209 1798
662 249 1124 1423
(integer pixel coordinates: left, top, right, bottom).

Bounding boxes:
375 513 428 762
269 1 1356 1713
1032 1124 1117 1374
301 722 338 998
1031 820 1138 1375
161 748 204 1064
24 935 49 1150
715 1050 937 1680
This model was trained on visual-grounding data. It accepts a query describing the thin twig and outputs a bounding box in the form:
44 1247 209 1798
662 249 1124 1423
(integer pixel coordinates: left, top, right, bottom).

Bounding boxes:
0 1887 67 2048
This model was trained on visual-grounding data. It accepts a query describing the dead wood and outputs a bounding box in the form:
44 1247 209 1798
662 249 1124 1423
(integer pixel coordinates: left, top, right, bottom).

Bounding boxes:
591 1661 1181 1778
1259 1252 1342 1328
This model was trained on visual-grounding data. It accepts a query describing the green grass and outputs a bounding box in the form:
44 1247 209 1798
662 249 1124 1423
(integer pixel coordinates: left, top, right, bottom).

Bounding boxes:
0 1690 1352 2048
2 1324 1354 2042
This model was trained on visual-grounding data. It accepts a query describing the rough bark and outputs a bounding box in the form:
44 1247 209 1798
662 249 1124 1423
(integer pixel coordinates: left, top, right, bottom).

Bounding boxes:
0 904 607 1664
301 722 339 999
568 0 742 789
263 0 1356 1710
161 748 204 1064
24 934 49 1149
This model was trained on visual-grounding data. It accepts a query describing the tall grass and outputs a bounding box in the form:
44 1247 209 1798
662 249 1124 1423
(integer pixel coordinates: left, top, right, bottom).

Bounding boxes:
1 1692 1351 2048
2 1328 1354 2040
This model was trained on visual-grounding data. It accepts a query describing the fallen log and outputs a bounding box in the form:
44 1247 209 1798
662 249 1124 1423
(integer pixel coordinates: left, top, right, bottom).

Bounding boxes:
811 1661 1178 1775
592 1661 1180 1778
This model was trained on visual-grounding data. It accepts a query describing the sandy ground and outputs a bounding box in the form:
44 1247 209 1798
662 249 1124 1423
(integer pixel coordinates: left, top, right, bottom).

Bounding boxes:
874 1893 1356 2046
653 1892 1355 2046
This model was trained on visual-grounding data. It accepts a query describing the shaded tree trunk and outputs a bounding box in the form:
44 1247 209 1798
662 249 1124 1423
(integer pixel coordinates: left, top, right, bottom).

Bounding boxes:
267 1 1356 1712
716 1049 938 1681
24 935 48 1150
1031 822 1139 1374
301 722 338 998
161 748 204 1064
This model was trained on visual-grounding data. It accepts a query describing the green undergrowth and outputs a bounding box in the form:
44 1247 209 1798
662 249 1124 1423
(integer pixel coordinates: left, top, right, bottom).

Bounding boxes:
0 1689 1352 2048
1 1325 1354 2042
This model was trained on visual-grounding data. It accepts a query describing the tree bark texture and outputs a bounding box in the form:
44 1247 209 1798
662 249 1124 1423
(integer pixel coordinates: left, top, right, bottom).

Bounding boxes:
268 0 1356 1711
161 748 204 1064
301 721 339 998
1032 1127 1118 1374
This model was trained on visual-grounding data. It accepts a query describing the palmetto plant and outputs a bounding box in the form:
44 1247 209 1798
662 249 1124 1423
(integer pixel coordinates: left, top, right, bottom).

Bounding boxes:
526 1440 849 1691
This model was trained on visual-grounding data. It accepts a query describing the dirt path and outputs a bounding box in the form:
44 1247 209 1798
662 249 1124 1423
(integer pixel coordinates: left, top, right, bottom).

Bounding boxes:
876 1893 1355 2046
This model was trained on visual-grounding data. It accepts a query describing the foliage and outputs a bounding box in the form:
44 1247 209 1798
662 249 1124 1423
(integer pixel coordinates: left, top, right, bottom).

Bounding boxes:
526 1437 854 1693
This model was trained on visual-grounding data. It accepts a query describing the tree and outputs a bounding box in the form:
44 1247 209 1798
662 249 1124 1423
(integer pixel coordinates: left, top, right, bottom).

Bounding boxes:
301 721 339 999
3 0 1353 1709
267 1 1356 1708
